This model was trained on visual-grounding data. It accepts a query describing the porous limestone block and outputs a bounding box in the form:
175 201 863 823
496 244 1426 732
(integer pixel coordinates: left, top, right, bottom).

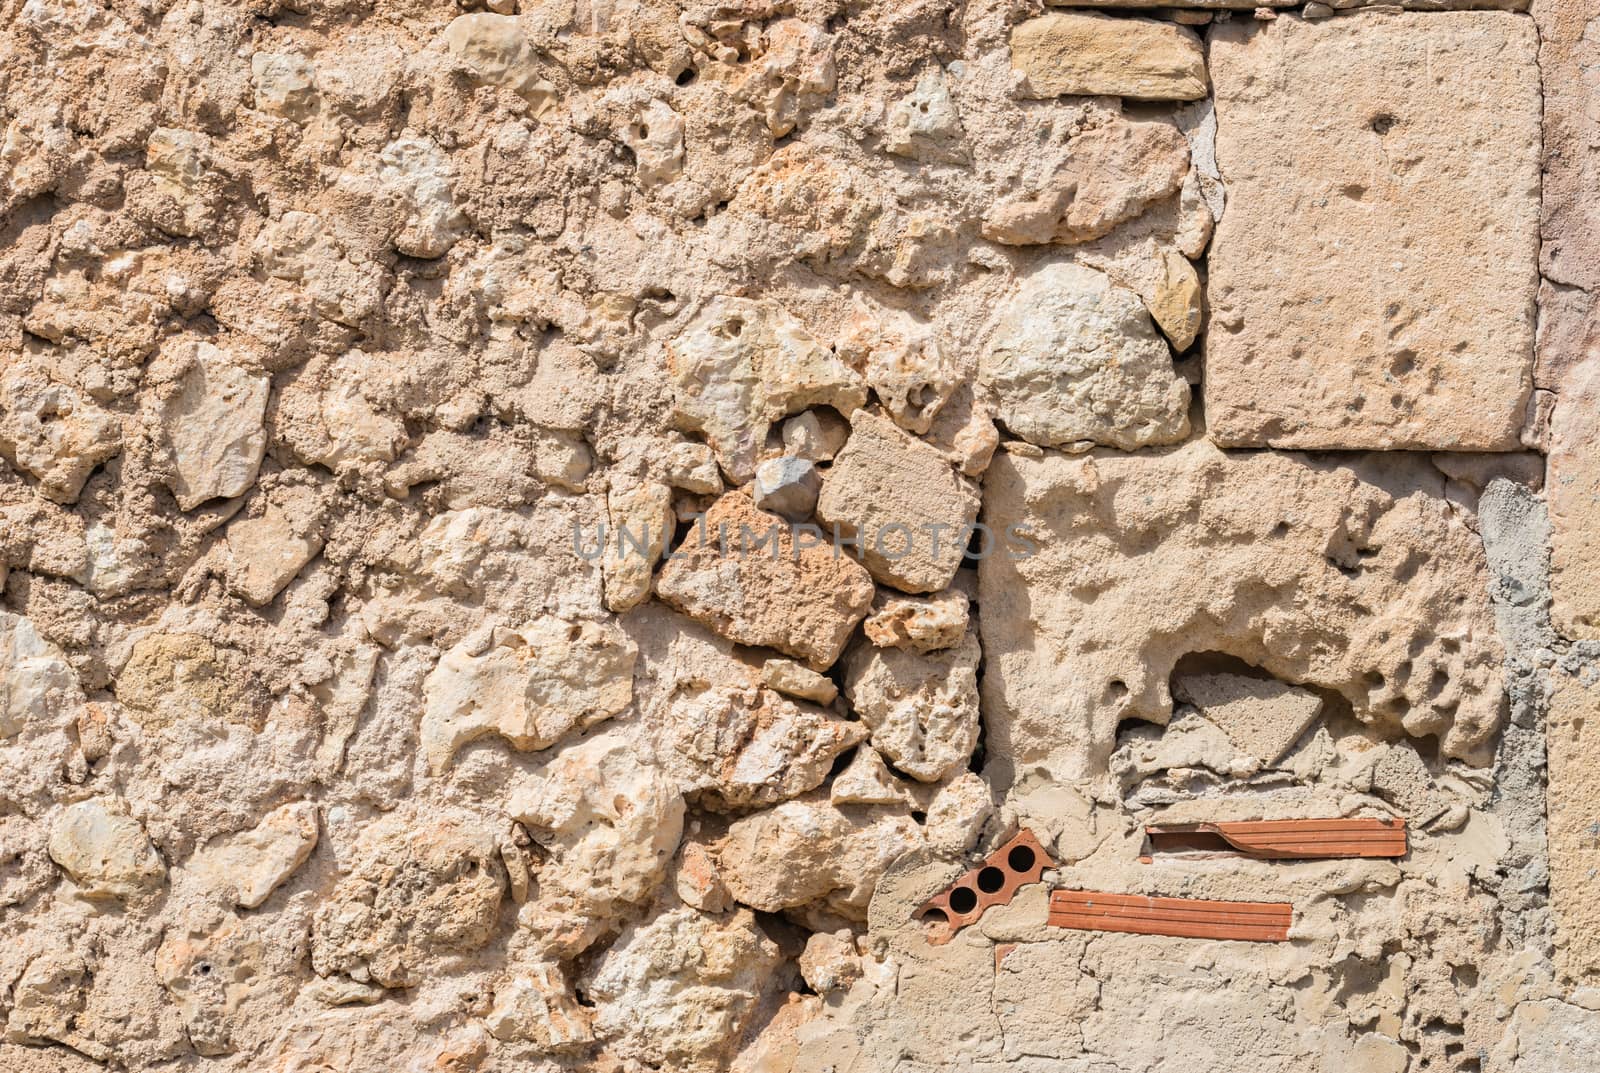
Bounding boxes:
1207 13 1541 450
1012 13 1207 102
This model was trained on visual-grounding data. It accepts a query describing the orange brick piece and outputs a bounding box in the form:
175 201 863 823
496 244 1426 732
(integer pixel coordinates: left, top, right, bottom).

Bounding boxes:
916 829 1054 945
1048 890 1292 942
1143 818 1407 861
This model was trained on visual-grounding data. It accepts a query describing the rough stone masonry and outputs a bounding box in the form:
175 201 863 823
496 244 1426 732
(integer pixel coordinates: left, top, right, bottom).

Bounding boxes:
0 0 1596 1071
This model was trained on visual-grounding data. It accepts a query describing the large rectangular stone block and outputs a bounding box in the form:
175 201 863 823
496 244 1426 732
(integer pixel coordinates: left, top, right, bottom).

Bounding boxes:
1206 13 1541 450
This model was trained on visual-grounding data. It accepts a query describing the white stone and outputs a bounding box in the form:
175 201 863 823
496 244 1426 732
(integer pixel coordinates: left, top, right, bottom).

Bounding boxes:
844 630 981 782
187 801 318 909
48 798 166 900
151 342 269 510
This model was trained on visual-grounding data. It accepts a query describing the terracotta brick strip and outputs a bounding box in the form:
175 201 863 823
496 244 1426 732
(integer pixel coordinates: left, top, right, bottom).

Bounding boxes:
1142 818 1407 861
916 829 1055 946
1048 890 1293 942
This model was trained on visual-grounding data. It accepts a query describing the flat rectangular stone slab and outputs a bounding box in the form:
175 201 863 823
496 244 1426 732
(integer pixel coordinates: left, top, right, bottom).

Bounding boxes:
1206 13 1540 450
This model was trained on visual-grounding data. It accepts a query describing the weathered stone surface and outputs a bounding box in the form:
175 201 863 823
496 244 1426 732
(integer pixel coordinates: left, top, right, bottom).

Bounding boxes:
148 341 270 510
0 356 120 503
1549 362 1600 640
586 904 783 1072
815 411 979 594
47 798 165 900
715 793 922 916
862 589 970 654
1546 668 1600 979
115 632 255 730
604 481 674 612
442 13 558 111
751 457 821 521
1012 14 1207 102
420 615 637 773
223 487 324 605
980 262 1189 450
761 658 838 705
982 114 1190 246
657 682 866 809
187 801 318 909
668 297 867 484
0 612 80 740
782 409 850 463
838 302 956 435
830 746 915 806
1207 13 1541 450
844 630 981 782
508 732 685 956
657 491 875 669
1173 671 1324 768
310 810 505 988
980 441 1505 780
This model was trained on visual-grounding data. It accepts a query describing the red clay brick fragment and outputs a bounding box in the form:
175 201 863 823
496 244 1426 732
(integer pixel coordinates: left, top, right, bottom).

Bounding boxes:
1142 818 1407 861
916 829 1054 945
1048 890 1292 942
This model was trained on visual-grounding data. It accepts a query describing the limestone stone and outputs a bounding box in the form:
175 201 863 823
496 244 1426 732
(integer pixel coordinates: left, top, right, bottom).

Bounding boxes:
442 14 558 112
844 630 981 782
187 801 318 909
486 963 593 1051
508 733 685 955
1549 361 1600 639
586 905 783 1072
668 297 867 484
761 658 838 705
310 810 506 988
980 262 1189 451
782 409 850 463
662 442 723 495
714 793 922 917
604 480 674 612
673 840 732 914
799 931 862 995
0 357 120 503
47 798 165 900
814 410 979 594
837 302 956 435
980 441 1505 781
751 457 821 522
656 491 875 669
374 135 468 259
862 589 970 654
1546 669 1600 979
657 682 866 810
1173 671 1324 767
0 611 81 740
1012 14 1208 102
1207 13 1541 449
420 615 637 773
982 114 1190 246
922 772 994 854
223 488 324 606
884 68 966 164
830 746 915 807
149 342 270 510
115 633 255 731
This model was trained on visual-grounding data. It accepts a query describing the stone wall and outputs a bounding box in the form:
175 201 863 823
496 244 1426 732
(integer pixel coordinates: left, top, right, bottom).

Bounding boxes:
0 0 1596 1070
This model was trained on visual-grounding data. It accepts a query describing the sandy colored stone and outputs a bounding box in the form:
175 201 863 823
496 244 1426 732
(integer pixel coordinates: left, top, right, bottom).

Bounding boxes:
48 798 165 900
862 590 970 654
714 793 922 917
0 356 120 504
1207 13 1541 449
656 491 875 669
761 658 838 705
668 297 867 483
830 746 915 806
657 682 866 810
149 341 269 510
844 631 981 782
982 114 1189 246
508 732 685 957
604 481 674 612
420 615 637 773
751 457 821 521
310 810 506 988
187 801 318 909
1174 671 1324 767
1549 361 1600 640
837 301 956 435
1547 669 1600 980
116 633 256 731
442 13 559 112
223 488 324 606
980 262 1189 450
815 411 979 594
585 904 783 1072
1012 14 1207 102
980 441 1505 781
0 612 81 740
782 409 850 463
485 963 593 1051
